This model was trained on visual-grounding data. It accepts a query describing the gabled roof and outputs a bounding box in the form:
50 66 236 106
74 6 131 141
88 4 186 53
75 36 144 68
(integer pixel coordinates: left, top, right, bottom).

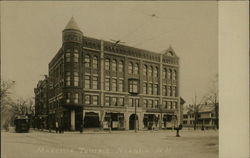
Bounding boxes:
161 45 177 57
64 17 81 31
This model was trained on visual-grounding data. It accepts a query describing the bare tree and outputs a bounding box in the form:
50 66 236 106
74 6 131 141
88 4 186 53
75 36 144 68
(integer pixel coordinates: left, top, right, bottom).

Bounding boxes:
9 97 35 116
187 95 206 130
205 74 219 129
1 80 15 113
1 80 15 128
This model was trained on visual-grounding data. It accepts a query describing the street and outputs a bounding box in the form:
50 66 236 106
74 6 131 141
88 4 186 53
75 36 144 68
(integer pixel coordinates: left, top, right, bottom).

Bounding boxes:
1 129 218 158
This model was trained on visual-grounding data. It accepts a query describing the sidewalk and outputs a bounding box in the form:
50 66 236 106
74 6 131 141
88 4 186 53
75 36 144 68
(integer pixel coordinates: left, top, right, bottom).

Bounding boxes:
29 128 217 135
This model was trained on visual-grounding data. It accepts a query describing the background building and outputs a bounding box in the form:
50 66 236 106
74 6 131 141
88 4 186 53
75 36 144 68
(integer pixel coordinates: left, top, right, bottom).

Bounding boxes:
35 17 182 131
182 104 217 129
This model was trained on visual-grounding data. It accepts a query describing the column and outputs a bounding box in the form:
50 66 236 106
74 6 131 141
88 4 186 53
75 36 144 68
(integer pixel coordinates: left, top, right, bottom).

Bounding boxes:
100 40 104 107
71 110 75 130
139 112 144 130
159 54 163 129
124 112 129 130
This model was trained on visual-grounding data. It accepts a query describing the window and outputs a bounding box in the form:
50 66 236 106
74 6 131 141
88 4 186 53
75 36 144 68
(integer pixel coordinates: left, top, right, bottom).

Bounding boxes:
143 99 148 108
105 96 110 106
135 99 139 107
85 76 90 89
84 55 90 68
172 87 176 97
148 100 153 108
66 72 71 86
118 79 124 92
93 76 98 89
172 102 177 109
66 93 70 103
118 98 124 106
93 56 98 69
163 68 167 79
167 102 172 109
128 62 133 74
66 53 71 62
85 95 90 104
154 100 159 108
154 67 158 77
163 85 167 96
134 63 139 74
118 61 124 72
129 80 139 94
167 69 172 80
111 97 117 106
93 96 98 105
148 83 153 95
163 101 167 108
112 78 117 91
129 98 133 107
74 53 79 62
74 72 79 86
143 83 147 94
112 60 117 72
105 78 110 91
149 66 153 76
74 93 79 104
173 70 176 80
154 84 158 95
105 58 110 70
167 86 171 96
143 65 147 76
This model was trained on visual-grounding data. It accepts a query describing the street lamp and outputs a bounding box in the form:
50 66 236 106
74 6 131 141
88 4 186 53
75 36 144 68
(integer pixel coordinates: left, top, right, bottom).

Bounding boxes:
158 104 163 130
128 78 139 133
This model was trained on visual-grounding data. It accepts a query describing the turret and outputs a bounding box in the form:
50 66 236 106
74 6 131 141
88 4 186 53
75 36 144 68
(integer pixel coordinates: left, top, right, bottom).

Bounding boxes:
62 17 83 45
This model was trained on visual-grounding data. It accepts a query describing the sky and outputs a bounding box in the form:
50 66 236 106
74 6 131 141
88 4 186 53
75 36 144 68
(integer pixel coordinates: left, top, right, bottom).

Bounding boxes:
1 1 218 105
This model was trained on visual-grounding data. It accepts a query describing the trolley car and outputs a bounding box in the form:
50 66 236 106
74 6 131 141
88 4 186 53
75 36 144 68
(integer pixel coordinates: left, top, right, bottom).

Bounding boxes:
14 115 30 133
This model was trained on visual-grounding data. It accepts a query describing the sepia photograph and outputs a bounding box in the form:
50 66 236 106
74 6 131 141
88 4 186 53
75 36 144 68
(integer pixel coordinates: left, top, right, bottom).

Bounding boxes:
2 1 247 158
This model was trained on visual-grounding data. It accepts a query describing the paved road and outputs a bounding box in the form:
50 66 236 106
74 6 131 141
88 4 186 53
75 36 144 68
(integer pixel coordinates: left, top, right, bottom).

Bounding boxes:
1 129 218 158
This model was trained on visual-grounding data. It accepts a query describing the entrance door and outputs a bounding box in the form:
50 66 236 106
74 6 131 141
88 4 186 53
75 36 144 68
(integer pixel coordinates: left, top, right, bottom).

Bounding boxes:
84 112 100 128
129 114 138 130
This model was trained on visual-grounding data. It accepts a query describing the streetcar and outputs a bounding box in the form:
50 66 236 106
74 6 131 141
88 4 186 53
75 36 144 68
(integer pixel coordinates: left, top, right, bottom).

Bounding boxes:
14 115 30 133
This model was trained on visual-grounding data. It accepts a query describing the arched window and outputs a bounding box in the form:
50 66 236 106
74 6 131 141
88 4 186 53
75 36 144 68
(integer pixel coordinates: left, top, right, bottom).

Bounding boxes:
112 59 117 72
84 55 90 68
143 65 147 76
163 68 167 79
118 61 124 72
105 58 110 70
93 56 98 69
134 63 139 74
128 62 133 74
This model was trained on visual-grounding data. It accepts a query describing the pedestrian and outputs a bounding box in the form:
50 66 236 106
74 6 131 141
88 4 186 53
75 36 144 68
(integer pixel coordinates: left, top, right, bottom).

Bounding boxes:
55 121 59 133
201 124 204 131
79 124 83 133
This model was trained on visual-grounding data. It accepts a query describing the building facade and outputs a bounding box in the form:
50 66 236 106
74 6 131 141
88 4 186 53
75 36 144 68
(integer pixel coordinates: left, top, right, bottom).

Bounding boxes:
35 17 182 131
34 76 50 129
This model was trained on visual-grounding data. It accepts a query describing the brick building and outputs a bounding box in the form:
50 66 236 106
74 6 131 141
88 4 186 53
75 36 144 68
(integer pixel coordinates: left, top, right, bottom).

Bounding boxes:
34 17 182 131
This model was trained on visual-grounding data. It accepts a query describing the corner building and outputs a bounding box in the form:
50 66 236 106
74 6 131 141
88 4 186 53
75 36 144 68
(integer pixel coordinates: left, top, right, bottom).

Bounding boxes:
45 17 181 131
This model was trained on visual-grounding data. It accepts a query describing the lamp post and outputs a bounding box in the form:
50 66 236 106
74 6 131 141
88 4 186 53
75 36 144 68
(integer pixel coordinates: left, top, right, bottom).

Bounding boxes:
159 104 163 130
128 78 139 133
